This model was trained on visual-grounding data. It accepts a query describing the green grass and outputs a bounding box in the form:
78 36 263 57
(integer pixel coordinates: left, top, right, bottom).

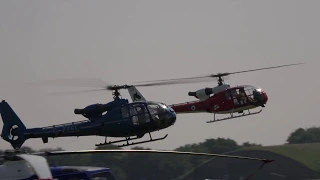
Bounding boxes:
240 143 320 172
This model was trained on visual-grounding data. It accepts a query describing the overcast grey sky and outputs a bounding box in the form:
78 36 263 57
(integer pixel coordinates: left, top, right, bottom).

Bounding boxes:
0 0 319 151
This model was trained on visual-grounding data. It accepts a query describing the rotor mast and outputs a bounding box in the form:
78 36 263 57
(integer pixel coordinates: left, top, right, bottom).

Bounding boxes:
217 75 224 86
108 84 133 100
112 89 121 100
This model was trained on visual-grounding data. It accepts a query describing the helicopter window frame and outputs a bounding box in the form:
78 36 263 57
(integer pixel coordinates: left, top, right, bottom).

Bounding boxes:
129 105 138 116
229 88 240 105
230 89 239 98
121 105 129 118
137 113 151 124
136 104 150 124
244 86 257 102
237 88 248 105
229 88 248 105
129 103 149 116
146 103 168 121
128 103 151 124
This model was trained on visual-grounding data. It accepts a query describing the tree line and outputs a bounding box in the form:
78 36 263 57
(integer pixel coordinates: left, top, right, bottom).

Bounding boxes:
1 126 319 180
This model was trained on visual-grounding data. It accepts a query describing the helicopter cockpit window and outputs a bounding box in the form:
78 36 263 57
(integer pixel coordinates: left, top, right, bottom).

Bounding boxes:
230 89 238 98
147 104 160 120
121 105 129 118
244 85 260 102
129 106 137 116
147 103 168 122
129 103 150 124
238 88 247 104
229 89 239 105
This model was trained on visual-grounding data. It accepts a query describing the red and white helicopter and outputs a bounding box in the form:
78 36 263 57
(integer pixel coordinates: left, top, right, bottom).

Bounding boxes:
132 63 305 122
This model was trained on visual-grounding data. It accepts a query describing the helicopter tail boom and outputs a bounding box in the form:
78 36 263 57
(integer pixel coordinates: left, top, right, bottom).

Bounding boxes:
0 100 28 149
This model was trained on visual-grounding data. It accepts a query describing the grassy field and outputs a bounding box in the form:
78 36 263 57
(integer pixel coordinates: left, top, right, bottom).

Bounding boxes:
240 143 320 172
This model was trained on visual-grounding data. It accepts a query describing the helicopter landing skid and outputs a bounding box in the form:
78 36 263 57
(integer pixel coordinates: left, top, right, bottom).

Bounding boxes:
95 133 168 147
118 133 168 148
95 136 141 147
206 109 263 123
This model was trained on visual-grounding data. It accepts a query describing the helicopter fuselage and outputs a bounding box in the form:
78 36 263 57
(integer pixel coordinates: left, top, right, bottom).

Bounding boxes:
25 109 174 139
26 100 176 140
170 85 268 123
0 99 176 149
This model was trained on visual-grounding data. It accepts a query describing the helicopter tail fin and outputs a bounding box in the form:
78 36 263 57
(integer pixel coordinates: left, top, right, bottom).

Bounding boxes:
0 100 27 149
128 86 147 102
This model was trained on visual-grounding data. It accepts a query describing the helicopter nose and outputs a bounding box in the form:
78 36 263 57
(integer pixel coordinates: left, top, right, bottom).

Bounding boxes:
168 106 176 125
171 111 177 124
261 91 268 104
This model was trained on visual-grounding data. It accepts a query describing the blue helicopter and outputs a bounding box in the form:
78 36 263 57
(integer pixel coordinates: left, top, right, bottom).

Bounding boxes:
0 84 177 150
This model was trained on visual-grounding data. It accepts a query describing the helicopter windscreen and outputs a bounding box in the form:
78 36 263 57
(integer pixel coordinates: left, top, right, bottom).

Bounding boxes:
243 85 264 102
127 102 175 127
146 102 170 121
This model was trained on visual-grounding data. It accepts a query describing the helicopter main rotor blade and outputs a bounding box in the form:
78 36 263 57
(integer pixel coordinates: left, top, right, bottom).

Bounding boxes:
24 63 306 93
134 62 306 84
227 62 306 75
46 88 109 96
132 77 215 87
28 76 217 94
33 149 273 163
26 77 110 88
26 77 120 95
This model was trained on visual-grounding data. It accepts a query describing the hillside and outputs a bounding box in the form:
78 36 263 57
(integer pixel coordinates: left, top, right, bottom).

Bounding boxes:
240 143 320 172
176 143 320 180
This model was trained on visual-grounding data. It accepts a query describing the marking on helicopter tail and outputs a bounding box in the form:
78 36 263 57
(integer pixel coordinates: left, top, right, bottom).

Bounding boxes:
133 92 141 101
191 105 196 111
